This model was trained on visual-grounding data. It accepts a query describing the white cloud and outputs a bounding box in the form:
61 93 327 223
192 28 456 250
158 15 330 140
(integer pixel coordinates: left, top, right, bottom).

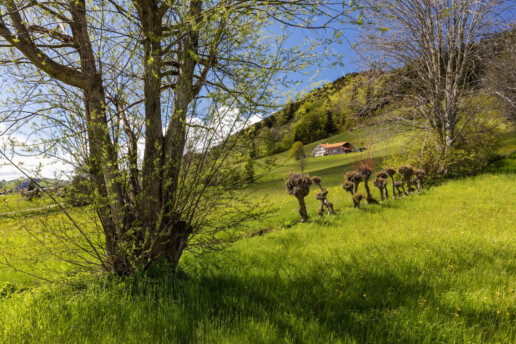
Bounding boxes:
0 123 73 181
0 109 262 181
185 107 261 152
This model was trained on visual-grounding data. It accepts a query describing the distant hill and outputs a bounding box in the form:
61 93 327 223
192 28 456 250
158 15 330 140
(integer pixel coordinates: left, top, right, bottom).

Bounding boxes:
0 178 66 192
239 28 515 160
240 70 408 158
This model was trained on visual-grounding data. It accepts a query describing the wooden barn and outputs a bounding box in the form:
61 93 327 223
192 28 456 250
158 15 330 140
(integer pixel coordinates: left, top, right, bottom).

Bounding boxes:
311 142 356 157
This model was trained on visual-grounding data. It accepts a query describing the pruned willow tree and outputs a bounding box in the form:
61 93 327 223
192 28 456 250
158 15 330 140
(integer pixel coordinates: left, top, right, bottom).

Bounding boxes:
0 0 349 275
358 0 512 172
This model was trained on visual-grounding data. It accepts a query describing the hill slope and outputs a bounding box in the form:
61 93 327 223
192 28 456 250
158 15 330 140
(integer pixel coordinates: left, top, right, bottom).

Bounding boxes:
1 149 515 343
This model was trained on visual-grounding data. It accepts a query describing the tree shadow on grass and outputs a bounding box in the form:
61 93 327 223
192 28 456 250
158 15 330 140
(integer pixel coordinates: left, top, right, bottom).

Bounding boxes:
156 267 437 343
118 248 493 343
485 152 516 175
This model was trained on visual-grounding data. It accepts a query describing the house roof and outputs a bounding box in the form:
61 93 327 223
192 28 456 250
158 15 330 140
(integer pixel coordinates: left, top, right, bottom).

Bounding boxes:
319 142 351 149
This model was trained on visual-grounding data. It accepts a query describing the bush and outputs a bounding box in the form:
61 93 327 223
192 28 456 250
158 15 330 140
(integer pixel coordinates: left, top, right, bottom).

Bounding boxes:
388 113 506 181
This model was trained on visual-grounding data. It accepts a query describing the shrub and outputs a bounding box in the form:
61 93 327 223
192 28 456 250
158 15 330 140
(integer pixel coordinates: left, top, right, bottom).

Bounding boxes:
388 112 505 181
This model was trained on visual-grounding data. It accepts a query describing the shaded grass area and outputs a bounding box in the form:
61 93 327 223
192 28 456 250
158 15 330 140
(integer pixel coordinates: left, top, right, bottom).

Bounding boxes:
0 154 515 343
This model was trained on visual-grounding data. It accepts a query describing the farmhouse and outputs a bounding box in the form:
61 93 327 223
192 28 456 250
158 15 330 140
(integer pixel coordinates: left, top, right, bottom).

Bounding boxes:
311 142 356 157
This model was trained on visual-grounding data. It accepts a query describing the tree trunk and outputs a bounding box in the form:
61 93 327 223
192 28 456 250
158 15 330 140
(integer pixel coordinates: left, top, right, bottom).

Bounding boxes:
384 186 389 199
405 178 413 194
143 0 202 268
139 1 165 247
297 197 308 222
363 178 377 203
389 176 396 198
324 200 334 215
364 179 372 200
70 3 128 273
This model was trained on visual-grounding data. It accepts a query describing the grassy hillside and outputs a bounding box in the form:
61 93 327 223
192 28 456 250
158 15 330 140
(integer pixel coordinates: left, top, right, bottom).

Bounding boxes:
245 71 401 158
1 127 515 342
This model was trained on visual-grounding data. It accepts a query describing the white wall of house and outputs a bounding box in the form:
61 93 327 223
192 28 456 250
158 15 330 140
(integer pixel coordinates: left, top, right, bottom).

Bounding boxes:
312 145 326 157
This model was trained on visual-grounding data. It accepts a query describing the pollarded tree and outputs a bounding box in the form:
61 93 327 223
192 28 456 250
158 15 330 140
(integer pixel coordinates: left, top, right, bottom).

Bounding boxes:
384 167 397 198
312 176 335 216
345 171 363 194
398 165 415 193
356 162 377 204
352 192 364 209
286 173 313 222
342 180 355 207
394 181 407 197
0 0 351 275
414 169 426 192
375 170 389 199
342 180 354 195
373 177 388 201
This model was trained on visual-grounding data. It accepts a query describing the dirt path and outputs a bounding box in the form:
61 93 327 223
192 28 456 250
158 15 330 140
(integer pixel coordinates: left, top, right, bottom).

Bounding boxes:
0 204 63 217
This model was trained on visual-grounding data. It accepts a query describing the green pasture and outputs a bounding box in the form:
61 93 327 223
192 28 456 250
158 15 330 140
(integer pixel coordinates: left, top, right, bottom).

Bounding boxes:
0 127 515 343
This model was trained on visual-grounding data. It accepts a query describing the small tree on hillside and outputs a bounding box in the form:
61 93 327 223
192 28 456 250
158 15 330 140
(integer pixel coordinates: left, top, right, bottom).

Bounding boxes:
311 176 335 216
414 169 426 192
356 160 377 204
375 170 389 199
384 167 397 198
289 141 305 173
398 165 415 193
373 177 388 201
286 173 313 222
243 160 255 183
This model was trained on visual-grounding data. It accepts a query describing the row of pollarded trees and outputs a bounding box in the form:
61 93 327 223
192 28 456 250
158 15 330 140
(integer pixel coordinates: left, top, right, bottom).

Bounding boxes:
342 164 425 209
286 164 426 221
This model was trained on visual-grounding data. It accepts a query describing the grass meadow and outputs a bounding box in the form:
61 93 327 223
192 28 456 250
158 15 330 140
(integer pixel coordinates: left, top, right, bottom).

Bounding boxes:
0 128 515 343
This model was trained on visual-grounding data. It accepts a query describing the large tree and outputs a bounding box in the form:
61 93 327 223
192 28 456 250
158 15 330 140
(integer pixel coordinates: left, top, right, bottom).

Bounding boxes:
358 0 509 154
0 0 348 275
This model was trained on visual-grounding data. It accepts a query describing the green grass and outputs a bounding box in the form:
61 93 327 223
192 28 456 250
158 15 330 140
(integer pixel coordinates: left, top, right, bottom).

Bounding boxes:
0 194 57 214
0 148 515 342
1 124 515 343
